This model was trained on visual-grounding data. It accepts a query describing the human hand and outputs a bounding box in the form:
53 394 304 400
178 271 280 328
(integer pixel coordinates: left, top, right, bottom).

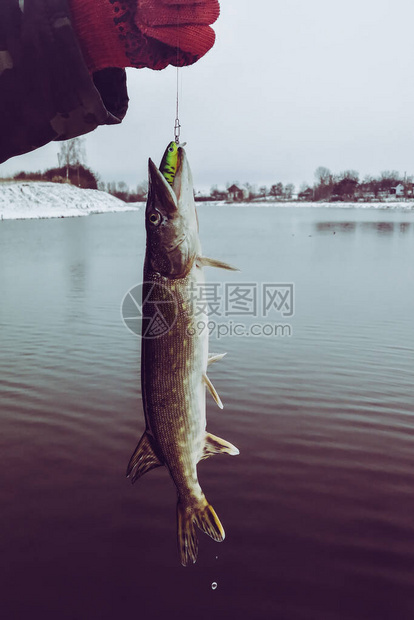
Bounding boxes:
69 0 220 72
135 0 220 65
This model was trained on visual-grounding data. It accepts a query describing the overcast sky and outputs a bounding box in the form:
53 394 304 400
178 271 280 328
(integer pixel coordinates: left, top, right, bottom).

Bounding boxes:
2 0 414 191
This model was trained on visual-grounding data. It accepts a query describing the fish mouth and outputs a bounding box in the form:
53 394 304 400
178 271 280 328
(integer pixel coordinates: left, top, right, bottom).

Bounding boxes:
171 147 189 201
147 147 190 217
147 158 178 215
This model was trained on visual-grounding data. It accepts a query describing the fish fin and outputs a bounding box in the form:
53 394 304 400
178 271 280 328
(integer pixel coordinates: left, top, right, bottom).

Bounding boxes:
177 497 225 566
197 256 239 271
201 433 240 460
177 500 199 566
126 432 163 483
208 352 227 366
203 373 223 409
194 499 225 542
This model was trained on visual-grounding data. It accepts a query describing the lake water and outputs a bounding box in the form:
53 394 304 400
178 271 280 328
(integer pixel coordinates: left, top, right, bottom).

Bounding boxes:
1 205 414 619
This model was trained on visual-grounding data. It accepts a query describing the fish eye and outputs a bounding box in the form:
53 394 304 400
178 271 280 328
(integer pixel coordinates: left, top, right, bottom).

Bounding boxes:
148 211 162 226
168 145 175 153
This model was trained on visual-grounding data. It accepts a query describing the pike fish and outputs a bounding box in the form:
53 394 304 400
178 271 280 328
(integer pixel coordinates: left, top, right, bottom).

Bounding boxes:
126 147 239 566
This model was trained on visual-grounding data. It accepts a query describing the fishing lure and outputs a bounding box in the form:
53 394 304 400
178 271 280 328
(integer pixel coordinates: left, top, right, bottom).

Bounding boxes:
159 141 187 186
159 141 179 186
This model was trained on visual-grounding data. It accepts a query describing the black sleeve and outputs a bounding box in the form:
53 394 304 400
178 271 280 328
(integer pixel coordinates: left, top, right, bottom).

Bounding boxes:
0 0 129 164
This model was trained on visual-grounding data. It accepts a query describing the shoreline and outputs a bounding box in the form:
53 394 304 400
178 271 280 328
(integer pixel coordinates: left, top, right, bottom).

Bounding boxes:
0 181 142 220
197 200 414 211
1 181 414 221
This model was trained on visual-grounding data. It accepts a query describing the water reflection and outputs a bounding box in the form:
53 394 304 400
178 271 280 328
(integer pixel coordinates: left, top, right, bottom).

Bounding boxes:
64 218 88 298
399 222 410 233
69 261 87 295
361 221 395 234
2 209 414 619
316 222 356 233
315 221 412 234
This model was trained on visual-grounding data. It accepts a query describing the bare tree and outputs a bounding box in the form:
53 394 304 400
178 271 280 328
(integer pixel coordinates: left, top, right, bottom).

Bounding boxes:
269 183 283 198
379 170 401 192
314 166 332 186
340 170 359 183
243 182 257 200
210 185 220 200
117 181 128 193
136 181 148 200
285 183 295 199
380 170 400 181
57 137 86 182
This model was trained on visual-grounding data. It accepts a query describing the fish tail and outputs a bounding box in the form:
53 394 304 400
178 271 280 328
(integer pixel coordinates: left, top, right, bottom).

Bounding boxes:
195 500 225 542
177 497 225 567
177 500 199 566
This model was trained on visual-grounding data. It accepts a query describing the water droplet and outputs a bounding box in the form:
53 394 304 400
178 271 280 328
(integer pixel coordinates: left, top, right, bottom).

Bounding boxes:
211 582 218 591
215 556 218 560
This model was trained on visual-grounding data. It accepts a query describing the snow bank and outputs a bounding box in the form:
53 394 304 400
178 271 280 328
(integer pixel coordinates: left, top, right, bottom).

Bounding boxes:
282 200 414 210
0 182 143 220
2 183 413 221
198 200 414 210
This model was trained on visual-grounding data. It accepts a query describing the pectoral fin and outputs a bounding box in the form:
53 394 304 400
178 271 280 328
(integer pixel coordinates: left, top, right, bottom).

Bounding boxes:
197 256 239 271
126 432 163 483
203 374 223 409
208 352 227 366
200 433 240 460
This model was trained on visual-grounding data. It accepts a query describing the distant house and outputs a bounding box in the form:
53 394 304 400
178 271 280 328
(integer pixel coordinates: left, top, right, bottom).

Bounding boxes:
227 184 246 201
298 187 313 201
394 183 405 197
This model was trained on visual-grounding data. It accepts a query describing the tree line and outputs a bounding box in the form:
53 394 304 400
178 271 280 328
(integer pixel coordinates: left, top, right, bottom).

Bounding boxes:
0 138 147 202
1 138 412 203
210 168 413 202
208 182 295 201
302 167 412 202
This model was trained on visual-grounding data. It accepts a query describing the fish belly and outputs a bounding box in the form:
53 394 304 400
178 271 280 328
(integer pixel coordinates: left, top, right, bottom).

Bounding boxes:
141 265 208 498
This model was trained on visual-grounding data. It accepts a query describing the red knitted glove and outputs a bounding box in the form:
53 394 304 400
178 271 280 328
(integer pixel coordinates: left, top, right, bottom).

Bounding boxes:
69 0 220 73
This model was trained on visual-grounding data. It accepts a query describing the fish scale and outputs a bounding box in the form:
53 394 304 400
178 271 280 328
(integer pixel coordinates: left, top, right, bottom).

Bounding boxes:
141 272 208 496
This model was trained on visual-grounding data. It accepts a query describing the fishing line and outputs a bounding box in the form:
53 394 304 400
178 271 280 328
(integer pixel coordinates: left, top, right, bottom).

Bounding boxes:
174 66 181 145
174 6 181 145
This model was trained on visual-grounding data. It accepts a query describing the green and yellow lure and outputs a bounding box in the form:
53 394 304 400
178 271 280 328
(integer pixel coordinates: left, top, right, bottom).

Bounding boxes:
159 141 179 186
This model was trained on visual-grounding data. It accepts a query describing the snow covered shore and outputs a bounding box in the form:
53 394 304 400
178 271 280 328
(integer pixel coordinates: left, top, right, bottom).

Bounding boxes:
0 182 143 220
2 182 413 221
198 200 414 210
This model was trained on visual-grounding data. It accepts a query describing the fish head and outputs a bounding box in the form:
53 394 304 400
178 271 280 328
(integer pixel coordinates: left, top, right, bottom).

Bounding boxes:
145 147 200 278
